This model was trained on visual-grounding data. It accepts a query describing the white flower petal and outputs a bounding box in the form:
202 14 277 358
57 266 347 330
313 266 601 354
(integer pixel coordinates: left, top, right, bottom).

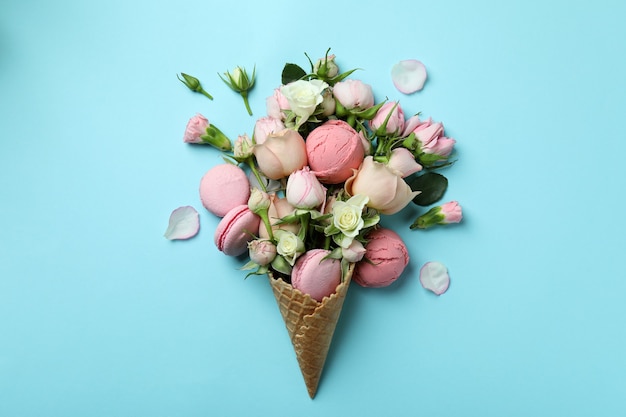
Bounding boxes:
391 59 427 94
164 206 200 240
419 261 450 295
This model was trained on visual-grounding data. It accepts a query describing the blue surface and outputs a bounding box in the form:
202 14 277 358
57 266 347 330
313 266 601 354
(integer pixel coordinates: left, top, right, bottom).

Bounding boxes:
2 0 626 415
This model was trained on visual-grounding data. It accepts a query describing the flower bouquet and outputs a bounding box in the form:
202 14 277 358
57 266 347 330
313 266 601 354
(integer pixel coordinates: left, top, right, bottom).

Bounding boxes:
167 50 462 398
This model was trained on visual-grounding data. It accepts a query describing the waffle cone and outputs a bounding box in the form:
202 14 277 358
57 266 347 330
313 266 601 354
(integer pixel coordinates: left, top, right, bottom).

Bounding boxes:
268 264 353 398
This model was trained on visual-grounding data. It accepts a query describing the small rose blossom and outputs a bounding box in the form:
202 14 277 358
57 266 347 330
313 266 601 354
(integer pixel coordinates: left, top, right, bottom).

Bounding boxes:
342 240 366 263
405 118 456 159
248 239 277 266
369 101 405 136
387 148 422 177
410 201 463 229
233 134 253 158
248 187 271 214
253 116 285 145
345 156 419 215
280 79 328 123
275 230 305 266
183 114 209 143
332 79 375 111
441 201 463 223
332 194 369 247
252 129 307 180
319 89 336 117
266 88 290 120
313 54 339 78
286 167 327 210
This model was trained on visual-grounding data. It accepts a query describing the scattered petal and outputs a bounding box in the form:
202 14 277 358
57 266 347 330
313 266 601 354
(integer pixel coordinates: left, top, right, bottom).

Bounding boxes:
164 206 200 240
391 59 427 94
419 261 450 295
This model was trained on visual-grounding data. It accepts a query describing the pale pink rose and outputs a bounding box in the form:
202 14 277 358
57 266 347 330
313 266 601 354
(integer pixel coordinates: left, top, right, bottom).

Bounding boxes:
183 113 209 143
387 148 422 177
286 167 327 210
406 118 456 158
342 240 366 263
306 120 365 184
369 101 405 136
248 239 277 266
359 131 372 155
258 195 299 239
332 79 375 111
252 129 307 180
345 156 419 215
440 201 463 224
233 134 253 158
266 88 290 120
253 117 285 145
402 114 422 137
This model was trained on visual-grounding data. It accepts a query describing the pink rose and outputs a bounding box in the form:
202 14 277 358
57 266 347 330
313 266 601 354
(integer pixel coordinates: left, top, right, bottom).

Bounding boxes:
441 201 463 224
258 194 299 240
286 167 328 210
248 239 277 266
305 120 365 184
342 240 366 263
387 148 422 177
332 79 374 111
253 116 285 145
253 129 307 180
183 113 209 143
406 118 456 159
369 101 405 136
266 88 290 120
345 156 419 215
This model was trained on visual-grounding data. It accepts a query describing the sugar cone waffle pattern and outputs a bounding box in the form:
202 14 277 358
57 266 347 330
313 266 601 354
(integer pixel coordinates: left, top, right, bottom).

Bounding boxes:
269 265 353 398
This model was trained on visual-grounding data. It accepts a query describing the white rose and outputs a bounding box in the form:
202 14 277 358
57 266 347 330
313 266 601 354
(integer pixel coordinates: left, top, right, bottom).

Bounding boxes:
280 79 329 123
275 230 305 266
332 194 369 247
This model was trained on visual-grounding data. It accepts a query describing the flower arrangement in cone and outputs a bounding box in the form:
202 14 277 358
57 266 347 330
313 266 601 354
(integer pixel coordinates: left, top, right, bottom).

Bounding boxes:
167 50 462 398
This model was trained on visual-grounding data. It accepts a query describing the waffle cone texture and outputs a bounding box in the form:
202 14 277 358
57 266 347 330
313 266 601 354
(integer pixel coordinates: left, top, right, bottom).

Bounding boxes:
268 264 353 398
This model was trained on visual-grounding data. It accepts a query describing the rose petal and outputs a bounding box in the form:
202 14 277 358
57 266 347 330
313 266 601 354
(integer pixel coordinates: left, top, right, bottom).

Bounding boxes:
164 206 200 240
391 59 427 94
419 261 450 295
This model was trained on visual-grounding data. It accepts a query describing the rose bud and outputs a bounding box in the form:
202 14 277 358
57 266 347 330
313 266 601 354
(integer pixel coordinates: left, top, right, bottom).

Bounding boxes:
266 88 290 120
286 167 328 210
183 113 209 144
332 79 375 111
341 240 367 263
369 101 405 136
248 187 271 213
410 201 463 229
305 120 365 184
233 134 254 159
248 239 277 266
345 156 419 215
313 53 339 79
252 129 307 180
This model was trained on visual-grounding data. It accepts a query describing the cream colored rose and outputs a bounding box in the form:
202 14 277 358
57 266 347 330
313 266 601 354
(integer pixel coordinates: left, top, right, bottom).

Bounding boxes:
345 156 419 215
332 194 368 243
275 230 305 266
280 79 328 123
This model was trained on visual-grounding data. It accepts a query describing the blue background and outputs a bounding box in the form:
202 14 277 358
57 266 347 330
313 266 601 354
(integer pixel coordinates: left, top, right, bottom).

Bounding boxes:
2 0 625 415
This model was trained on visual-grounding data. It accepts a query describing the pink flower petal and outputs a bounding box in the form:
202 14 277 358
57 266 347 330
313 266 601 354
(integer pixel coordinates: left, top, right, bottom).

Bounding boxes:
419 261 450 295
164 206 200 240
391 59 427 94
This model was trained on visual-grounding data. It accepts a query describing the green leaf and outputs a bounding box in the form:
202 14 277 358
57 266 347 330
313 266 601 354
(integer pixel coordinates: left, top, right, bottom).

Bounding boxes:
409 172 448 206
281 63 307 84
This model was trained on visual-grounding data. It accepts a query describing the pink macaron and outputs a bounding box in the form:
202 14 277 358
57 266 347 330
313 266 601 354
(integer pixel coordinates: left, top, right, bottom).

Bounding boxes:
291 249 342 302
200 164 250 217
214 205 260 256
353 228 409 288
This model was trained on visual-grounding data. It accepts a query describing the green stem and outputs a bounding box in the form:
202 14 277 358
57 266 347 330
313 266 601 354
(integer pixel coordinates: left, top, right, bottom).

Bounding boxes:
199 88 213 100
324 235 331 250
247 159 267 193
241 91 253 116
259 211 274 241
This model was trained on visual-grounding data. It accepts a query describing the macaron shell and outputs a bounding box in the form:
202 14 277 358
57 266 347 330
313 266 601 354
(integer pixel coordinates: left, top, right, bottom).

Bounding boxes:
200 164 250 217
291 249 342 302
214 205 260 256
353 228 409 288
